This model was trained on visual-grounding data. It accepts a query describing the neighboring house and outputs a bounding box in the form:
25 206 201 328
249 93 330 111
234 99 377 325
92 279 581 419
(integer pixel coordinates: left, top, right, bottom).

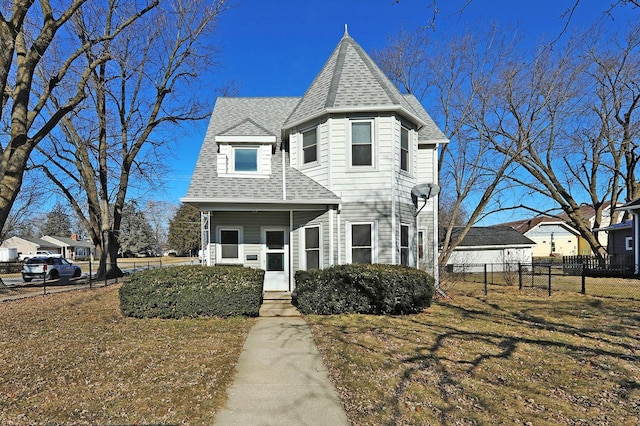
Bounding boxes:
616 198 640 274
1 235 95 260
593 220 634 261
42 235 95 260
182 29 448 292
1 236 62 258
500 203 623 257
441 226 535 272
500 217 581 257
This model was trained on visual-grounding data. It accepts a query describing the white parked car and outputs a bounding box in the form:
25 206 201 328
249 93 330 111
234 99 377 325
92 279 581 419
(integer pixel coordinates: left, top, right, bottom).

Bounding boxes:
19 250 62 261
22 257 81 282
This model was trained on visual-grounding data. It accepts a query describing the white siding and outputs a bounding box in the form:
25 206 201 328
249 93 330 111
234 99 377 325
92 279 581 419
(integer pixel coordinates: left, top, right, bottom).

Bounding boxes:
446 247 533 272
209 211 288 268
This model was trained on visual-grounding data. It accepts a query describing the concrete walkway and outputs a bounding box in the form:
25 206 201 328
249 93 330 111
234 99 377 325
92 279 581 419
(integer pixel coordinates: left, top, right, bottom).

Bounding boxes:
214 317 350 426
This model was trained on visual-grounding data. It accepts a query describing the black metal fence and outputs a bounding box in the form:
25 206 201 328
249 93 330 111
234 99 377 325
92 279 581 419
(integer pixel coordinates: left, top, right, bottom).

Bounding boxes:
439 262 640 300
563 254 637 277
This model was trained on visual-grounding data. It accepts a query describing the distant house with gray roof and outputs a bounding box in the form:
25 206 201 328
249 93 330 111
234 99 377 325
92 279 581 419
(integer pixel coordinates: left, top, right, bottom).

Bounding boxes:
183 30 448 292
1 235 95 260
441 226 536 272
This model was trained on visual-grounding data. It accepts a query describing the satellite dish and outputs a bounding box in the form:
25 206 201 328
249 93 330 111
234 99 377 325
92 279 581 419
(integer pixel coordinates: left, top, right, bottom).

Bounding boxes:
411 183 440 208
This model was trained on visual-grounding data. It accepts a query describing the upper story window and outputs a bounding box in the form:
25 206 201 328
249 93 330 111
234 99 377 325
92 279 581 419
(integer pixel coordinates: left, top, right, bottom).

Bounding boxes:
234 147 259 172
351 121 373 167
215 135 274 177
302 127 318 164
400 126 409 172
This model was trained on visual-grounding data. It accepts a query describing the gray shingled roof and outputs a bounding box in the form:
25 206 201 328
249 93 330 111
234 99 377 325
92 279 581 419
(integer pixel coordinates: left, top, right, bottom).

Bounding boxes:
184 32 446 205
442 226 536 247
283 31 440 132
184 97 339 203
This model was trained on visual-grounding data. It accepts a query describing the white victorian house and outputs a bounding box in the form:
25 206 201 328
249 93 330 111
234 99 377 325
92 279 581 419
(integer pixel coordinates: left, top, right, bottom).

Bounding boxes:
182 30 448 292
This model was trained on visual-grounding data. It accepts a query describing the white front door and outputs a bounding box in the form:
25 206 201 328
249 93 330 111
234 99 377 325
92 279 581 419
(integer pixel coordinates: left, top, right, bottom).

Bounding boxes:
262 227 289 291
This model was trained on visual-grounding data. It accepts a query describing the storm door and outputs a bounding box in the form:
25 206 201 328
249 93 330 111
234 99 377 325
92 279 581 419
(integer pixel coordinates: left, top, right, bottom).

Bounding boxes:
262 227 289 291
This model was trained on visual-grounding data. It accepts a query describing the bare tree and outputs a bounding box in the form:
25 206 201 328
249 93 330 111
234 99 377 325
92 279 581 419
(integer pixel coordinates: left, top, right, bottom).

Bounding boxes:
375 25 523 265
0 0 156 237
377 20 640 263
34 0 228 278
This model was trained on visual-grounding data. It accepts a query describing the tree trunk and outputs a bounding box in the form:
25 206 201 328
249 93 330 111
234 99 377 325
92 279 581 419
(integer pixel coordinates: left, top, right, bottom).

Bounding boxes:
96 231 123 279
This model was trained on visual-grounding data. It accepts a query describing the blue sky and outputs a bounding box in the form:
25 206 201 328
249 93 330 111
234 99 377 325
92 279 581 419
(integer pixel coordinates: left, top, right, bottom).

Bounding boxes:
163 0 628 221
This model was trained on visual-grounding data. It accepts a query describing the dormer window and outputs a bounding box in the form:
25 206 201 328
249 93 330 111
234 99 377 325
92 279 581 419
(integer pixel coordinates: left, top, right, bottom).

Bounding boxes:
302 127 318 164
234 147 259 172
215 135 275 177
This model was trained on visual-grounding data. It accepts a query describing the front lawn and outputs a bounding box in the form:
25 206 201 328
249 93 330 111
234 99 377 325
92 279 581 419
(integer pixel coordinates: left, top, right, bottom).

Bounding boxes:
0 285 255 425
307 289 640 425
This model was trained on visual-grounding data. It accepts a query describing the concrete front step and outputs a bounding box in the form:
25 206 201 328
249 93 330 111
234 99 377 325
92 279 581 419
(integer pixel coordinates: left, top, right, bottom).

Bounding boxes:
260 292 300 317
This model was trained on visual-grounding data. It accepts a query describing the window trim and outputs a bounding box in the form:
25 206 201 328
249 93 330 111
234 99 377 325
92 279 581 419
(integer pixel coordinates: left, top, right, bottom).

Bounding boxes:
216 226 244 264
302 224 322 270
625 236 633 251
301 126 319 166
348 119 375 169
232 146 259 173
347 221 377 264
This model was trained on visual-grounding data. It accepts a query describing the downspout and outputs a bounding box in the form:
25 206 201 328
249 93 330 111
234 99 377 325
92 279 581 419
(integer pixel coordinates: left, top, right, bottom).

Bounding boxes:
329 207 334 266
290 210 294 292
282 147 286 201
337 203 342 264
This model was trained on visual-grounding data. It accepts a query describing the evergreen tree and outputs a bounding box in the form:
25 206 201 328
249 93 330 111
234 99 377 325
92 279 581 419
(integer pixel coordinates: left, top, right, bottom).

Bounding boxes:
118 202 157 256
39 203 72 236
167 204 201 256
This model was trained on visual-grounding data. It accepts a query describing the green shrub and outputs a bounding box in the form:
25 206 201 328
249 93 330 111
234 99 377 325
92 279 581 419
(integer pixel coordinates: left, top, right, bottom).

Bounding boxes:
293 264 434 315
119 265 264 319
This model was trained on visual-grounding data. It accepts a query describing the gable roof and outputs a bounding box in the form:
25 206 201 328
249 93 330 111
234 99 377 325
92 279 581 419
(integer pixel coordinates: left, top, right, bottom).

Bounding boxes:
42 235 93 248
283 30 445 140
183 97 340 205
443 226 536 248
500 216 561 234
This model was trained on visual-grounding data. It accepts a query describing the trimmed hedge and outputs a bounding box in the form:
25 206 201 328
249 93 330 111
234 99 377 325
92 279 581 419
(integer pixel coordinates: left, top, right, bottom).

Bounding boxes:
293 264 434 315
119 265 264 319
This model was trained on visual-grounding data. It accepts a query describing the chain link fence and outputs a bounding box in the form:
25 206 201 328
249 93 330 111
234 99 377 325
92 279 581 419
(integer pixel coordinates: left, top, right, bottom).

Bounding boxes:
439 262 640 300
0 257 200 301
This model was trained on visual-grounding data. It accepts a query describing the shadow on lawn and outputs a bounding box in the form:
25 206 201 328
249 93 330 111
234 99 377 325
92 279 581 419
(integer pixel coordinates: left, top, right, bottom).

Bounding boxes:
385 296 640 424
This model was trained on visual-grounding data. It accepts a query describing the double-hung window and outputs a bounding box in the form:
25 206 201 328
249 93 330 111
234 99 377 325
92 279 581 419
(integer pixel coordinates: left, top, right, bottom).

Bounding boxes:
304 226 321 269
351 121 373 166
400 126 409 172
234 147 258 172
351 223 374 264
217 227 242 264
302 128 318 164
400 224 410 266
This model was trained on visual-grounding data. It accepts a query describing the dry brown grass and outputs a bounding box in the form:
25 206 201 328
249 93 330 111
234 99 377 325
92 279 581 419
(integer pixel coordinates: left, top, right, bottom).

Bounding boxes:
0 285 255 425
307 289 640 425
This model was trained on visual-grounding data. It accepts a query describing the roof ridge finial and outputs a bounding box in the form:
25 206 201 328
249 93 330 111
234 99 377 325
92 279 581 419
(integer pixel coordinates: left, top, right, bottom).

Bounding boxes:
344 24 349 38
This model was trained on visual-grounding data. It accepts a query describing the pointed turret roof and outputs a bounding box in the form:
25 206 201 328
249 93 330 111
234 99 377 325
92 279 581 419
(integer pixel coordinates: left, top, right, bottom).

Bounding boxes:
284 31 429 129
